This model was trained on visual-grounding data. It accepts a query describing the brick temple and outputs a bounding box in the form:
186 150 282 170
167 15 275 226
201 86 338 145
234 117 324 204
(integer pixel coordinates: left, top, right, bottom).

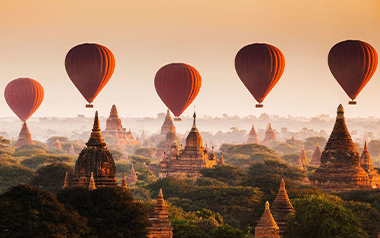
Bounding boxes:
146 189 173 238
246 124 260 144
255 201 280 238
71 111 118 188
310 104 371 192
15 122 34 147
309 143 322 167
159 113 218 178
271 180 294 237
262 123 277 145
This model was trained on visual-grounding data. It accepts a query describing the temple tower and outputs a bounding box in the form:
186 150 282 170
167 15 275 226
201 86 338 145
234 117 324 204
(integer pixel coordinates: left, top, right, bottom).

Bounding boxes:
147 189 173 238
271 180 294 237
54 137 62 149
360 142 380 188
246 125 260 144
298 146 308 171
310 104 370 192
218 152 225 165
127 164 138 185
106 104 122 131
15 122 34 147
310 143 322 167
160 109 176 135
262 123 277 145
69 145 76 155
255 201 280 238
71 111 118 188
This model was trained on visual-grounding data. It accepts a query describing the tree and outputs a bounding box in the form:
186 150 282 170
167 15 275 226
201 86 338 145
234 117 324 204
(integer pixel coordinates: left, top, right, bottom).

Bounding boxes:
148 177 196 198
20 154 73 170
0 184 89 237
171 219 207 238
200 165 247 186
0 163 35 193
30 163 75 194
210 224 244 238
248 159 305 181
272 143 298 154
303 136 327 151
57 186 150 238
368 140 380 158
285 195 368 238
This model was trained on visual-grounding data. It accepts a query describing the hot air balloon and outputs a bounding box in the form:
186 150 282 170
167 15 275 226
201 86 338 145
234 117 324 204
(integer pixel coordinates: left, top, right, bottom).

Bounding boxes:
154 63 201 121
235 43 285 108
328 40 378 105
4 78 44 122
65 43 115 108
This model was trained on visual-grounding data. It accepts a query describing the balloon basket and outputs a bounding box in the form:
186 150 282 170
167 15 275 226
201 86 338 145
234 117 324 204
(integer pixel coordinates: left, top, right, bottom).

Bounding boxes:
174 117 181 121
348 101 356 105
256 104 263 108
86 104 94 108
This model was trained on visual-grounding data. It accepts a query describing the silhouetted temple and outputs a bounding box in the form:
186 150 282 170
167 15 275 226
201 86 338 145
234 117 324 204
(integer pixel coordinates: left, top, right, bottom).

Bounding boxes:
271 180 294 237
69 145 76 155
147 189 173 238
262 123 277 145
310 143 322 167
15 122 34 147
255 201 280 238
102 105 140 146
310 104 370 192
159 113 217 178
298 146 308 171
246 125 260 144
71 111 118 188
360 142 380 188
161 109 175 136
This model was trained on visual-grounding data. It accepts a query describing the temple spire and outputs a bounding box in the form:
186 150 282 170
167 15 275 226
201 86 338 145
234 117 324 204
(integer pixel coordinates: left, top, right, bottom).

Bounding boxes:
271 179 294 236
218 152 225 165
87 111 105 147
255 201 280 238
121 172 128 189
192 112 197 128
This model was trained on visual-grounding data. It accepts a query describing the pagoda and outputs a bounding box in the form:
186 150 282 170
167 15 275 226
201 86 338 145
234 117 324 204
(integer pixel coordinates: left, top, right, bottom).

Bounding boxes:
126 164 138 185
159 112 217 178
310 104 370 192
360 142 380 188
146 189 173 238
15 122 35 147
298 146 308 171
309 143 322 167
161 109 175 135
102 105 140 147
218 152 225 165
54 137 62 149
69 145 76 155
262 123 277 145
255 201 280 238
71 111 118 188
246 125 260 144
271 180 294 237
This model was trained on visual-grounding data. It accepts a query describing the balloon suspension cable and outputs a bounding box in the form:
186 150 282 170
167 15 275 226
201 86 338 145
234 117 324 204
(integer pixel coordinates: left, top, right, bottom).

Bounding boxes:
348 100 356 105
86 103 94 108
174 117 181 121
256 103 263 108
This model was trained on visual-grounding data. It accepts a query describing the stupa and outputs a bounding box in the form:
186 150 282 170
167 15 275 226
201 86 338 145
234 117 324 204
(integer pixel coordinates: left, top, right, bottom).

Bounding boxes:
126 164 138 185
69 145 76 155
71 111 118 188
246 125 260 144
271 180 294 237
298 146 308 171
218 152 225 165
15 122 34 147
161 109 175 135
102 105 140 147
54 137 62 149
310 104 370 192
309 143 322 167
262 123 277 145
159 112 217 178
255 201 280 238
360 142 380 188
146 189 173 238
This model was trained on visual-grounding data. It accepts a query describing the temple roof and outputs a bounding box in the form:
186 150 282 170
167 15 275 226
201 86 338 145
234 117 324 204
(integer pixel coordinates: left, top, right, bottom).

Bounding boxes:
15 122 35 147
310 143 322 166
324 104 356 152
86 111 107 148
255 201 280 238
263 123 277 144
272 179 293 210
185 112 202 149
247 125 260 144
298 146 308 171
361 141 374 171
218 152 225 165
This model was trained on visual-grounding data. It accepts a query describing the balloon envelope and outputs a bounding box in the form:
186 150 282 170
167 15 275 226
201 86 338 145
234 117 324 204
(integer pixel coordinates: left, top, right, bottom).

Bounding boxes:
65 43 115 105
235 43 285 105
4 78 44 122
328 40 378 101
154 63 201 117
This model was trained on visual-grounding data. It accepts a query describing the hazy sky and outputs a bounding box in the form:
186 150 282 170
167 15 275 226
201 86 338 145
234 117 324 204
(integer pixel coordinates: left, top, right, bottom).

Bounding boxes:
0 0 379 120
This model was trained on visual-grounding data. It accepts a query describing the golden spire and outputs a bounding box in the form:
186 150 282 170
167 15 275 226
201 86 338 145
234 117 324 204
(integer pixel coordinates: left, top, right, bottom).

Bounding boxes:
87 111 106 147
88 172 96 191
62 171 69 189
255 201 280 238
337 104 344 119
192 112 197 128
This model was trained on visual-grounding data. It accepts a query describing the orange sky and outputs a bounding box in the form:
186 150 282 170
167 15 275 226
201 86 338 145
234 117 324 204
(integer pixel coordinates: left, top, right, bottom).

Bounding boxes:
0 0 379 119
